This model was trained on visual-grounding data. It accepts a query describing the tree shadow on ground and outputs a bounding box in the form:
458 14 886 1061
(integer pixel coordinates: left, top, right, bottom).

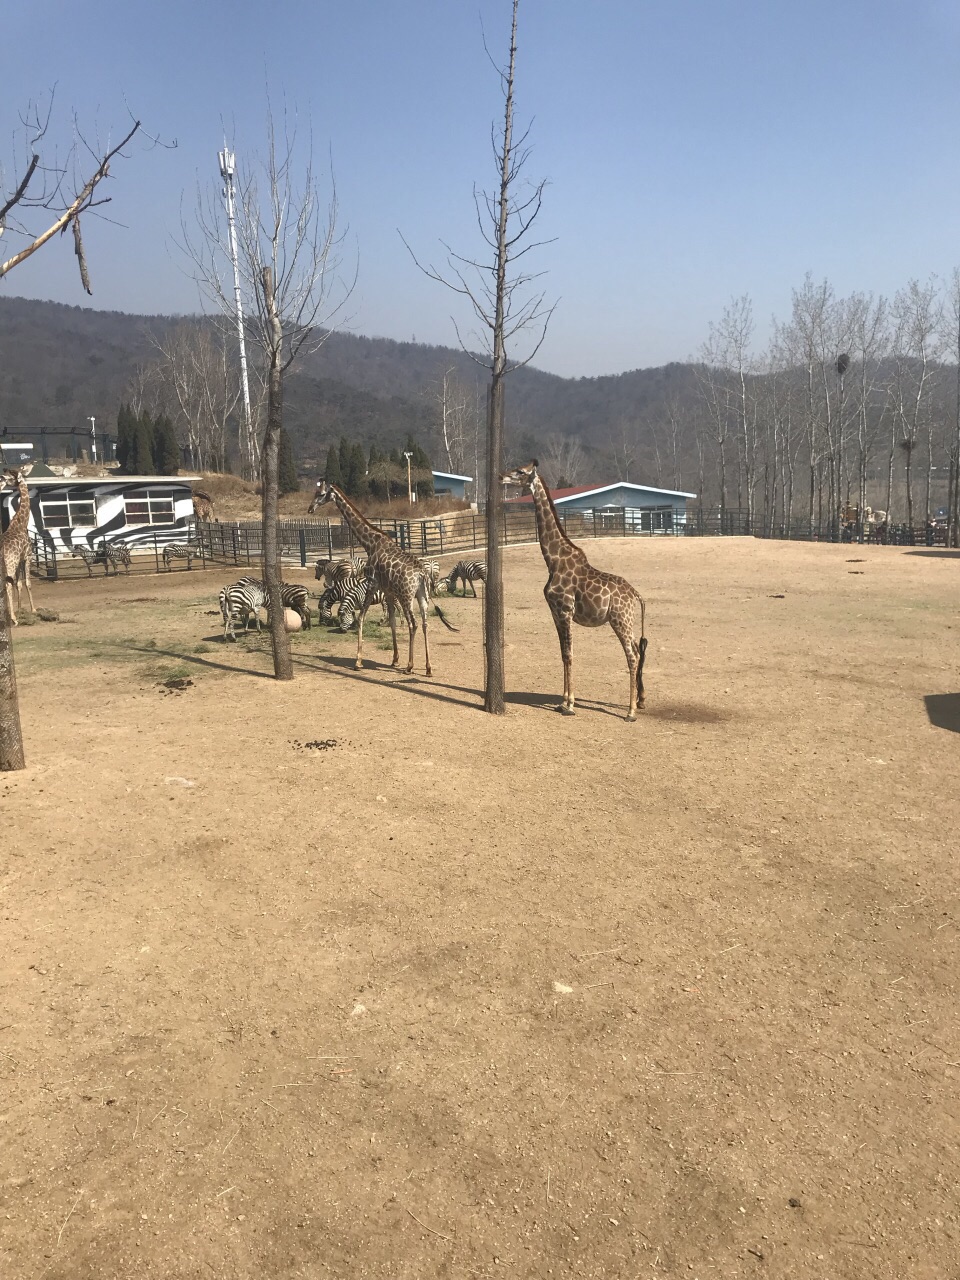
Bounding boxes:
127 643 275 681
297 651 482 711
924 694 960 734
904 549 960 559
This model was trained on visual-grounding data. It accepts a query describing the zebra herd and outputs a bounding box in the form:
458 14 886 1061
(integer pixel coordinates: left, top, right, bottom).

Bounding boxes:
216 556 486 642
71 540 132 576
219 577 312 640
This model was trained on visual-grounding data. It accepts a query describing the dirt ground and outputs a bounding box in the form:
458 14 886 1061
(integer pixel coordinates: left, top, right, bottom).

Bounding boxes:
2 536 959 1279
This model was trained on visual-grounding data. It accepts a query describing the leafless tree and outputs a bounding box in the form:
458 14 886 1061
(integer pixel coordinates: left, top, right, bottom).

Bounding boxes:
151 319 242 472
539 431 585 488
890 278 943 525
404 0 555 714
184 106 353 680
1 96 161 770
432 366 473 474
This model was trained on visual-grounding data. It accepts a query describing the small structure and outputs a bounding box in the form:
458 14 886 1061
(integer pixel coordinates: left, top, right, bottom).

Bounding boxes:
0 473 202 556
431 470 473 501
0 442 34 468
505 480 696 531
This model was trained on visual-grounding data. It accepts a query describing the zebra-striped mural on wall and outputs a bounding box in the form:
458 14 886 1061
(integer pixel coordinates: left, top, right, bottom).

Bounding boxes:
0 477 198 556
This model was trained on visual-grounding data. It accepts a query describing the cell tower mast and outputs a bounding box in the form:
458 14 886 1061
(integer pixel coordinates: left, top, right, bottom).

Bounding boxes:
218 146 255 478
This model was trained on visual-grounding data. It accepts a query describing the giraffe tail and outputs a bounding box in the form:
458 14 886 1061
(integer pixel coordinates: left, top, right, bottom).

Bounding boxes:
635 598 647 705
433 604 459 632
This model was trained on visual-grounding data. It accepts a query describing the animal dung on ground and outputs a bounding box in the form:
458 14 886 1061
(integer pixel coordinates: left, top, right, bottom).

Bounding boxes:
768 594 786 599
35 608 60 622
159 677 194 694
290 738 340 752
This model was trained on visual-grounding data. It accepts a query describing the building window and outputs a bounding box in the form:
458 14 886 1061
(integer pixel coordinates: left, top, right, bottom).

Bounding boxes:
40 495 97 527
123 490 175 525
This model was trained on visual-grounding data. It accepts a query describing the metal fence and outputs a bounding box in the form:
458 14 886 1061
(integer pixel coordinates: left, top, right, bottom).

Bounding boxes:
31 503 954 583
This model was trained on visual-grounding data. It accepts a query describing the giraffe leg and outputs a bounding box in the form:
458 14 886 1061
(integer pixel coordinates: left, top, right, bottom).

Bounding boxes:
4 577 17 626
19 559 35 616
550 608 576 714
612 619 641 721
403 602 417 674
382 598 400 667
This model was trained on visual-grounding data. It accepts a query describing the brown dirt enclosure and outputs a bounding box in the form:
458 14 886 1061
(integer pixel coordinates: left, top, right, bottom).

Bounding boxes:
2 536 959 1280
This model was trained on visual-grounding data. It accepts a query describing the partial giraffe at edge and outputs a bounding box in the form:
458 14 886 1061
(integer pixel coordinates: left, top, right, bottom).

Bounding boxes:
502 460 647 722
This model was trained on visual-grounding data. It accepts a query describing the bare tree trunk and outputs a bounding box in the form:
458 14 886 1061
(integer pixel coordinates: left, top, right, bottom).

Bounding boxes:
483 1 521 717
261 267 293 681
0 589 25 771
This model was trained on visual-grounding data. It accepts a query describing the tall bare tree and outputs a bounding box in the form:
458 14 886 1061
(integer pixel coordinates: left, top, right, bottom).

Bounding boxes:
405 0 554 714
1 96 157 771
152 319 242 471
890 278 943 525
540 431 586 488
185 108 353 680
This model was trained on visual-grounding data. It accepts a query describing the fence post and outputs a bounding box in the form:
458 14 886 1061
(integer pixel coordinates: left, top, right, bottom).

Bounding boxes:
299 528 307 567
154 532 160 574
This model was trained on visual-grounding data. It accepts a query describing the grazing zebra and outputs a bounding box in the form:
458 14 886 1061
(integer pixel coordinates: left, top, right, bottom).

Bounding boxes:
421 560 442 592
314 556 366 588
219 579 267 640
162 542 200 570
448 559 486 597
99 540 132 575
70 544 99 576
234 576 313 629
335 576 387 632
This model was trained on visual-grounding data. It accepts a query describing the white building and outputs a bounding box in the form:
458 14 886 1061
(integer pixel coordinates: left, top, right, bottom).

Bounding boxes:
0 473 200 556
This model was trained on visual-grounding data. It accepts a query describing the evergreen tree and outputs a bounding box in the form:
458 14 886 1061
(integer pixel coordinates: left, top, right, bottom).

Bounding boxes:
338 436 351 482
129 412 156 475
368 444 388 501
152 414 180 475
278 429 300 495
115 403 135 471
413 440 434 499
324 444 342 487
345 442 368 498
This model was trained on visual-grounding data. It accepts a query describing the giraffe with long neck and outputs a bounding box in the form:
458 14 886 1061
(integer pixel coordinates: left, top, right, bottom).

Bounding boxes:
308 480 457 674
1 469 36 626
503 460 647 721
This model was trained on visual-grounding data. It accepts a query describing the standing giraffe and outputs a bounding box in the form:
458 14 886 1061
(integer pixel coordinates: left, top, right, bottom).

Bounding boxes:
503 460 647 721
308 480 457 675
192 490 215 523
1 469 36 626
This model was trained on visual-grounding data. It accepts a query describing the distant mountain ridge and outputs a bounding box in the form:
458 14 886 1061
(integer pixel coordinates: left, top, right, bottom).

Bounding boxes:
0 295 688 482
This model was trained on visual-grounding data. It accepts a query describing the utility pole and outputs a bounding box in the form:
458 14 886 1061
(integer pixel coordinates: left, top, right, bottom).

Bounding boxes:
218 146 255 479
87 415 97 463
403 450 414 503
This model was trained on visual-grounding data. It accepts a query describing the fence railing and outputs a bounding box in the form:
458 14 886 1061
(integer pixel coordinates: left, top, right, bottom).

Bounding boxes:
30 505 956 583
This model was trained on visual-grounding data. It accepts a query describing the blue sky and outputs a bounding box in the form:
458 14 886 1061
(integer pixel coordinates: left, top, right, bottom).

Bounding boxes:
4 0 960 377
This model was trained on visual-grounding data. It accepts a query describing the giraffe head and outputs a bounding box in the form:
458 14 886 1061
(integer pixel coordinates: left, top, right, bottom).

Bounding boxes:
308 479 336 514
502 460 539 491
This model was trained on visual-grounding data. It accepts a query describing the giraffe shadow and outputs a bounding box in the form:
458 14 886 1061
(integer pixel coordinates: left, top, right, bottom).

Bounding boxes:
504 691 625 720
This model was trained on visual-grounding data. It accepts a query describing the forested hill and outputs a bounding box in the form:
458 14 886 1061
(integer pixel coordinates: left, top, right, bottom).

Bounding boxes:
0 295 693 484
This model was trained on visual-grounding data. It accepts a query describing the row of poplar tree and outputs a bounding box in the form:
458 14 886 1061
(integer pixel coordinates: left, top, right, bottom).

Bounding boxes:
114 404 300 492
322 436 435 501
115 405 180 475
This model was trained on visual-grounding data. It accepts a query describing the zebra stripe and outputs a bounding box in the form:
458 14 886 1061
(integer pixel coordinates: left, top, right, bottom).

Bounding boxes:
163 542 200 570
233 576 312 630
99 540 132 576
219 580 267 640
335 577 387 632
448 559 486 597
70 544 99 576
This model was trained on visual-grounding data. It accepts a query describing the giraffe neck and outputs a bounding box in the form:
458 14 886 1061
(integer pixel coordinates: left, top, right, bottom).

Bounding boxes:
530 474 581 570
3 476 30 548
330 487 393 558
